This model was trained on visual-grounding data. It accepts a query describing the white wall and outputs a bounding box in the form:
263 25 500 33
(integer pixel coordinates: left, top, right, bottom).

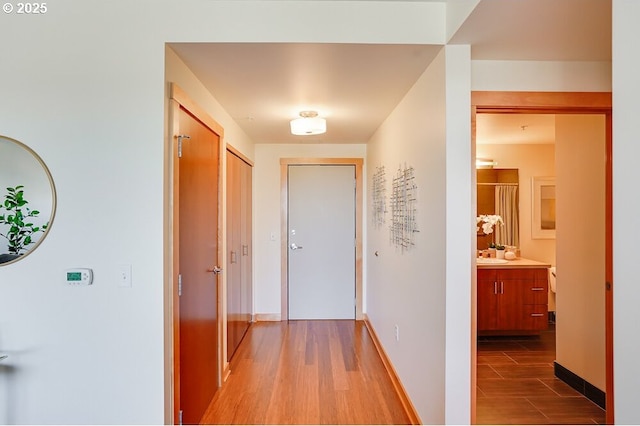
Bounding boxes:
0 1 447 424
366 46 461 425
555 115 606 391
612 1 640 422
444 45 474 425
253 143 367 318
472 60 612 92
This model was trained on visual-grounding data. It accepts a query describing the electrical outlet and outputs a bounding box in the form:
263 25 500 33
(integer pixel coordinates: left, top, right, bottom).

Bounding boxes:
394 324 400 341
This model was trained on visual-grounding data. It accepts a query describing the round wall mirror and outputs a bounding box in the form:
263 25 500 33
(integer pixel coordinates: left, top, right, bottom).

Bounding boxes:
0 136 56 265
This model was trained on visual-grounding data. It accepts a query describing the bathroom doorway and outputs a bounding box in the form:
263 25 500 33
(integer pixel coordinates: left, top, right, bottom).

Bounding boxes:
471 91 613 424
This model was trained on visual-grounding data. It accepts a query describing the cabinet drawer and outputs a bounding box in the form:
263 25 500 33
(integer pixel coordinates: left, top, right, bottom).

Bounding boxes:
477 269 497 281
521 305 549 330
495 268 537 280
524 283 549 305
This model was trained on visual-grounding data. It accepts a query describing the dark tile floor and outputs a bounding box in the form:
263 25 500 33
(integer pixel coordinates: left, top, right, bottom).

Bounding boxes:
477 325 606 425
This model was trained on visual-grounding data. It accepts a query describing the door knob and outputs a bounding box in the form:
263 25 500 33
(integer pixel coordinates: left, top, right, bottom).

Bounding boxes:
207 266 223 274
289 243 303 250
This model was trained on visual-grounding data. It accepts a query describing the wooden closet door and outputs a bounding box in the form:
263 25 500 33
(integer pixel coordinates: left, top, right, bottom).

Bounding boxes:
227 152 241 360
226 150 252 360
178 107 220 424
240 159 252 327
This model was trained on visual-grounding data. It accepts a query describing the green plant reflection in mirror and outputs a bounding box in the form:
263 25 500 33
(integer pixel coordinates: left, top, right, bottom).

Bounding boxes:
0 136 56 265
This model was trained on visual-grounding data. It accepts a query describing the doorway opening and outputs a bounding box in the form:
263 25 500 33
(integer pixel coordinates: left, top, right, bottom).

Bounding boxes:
471 91 613 425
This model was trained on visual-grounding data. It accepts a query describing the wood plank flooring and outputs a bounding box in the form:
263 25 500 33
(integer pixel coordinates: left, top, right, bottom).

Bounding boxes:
477 325 606 425
201 320 410 425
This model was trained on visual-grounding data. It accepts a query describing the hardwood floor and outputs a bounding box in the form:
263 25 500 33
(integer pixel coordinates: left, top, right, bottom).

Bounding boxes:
201 320 411 425
477 324 606 425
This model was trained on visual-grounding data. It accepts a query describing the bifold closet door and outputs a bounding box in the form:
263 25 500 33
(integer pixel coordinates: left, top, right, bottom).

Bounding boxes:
226 150 252 360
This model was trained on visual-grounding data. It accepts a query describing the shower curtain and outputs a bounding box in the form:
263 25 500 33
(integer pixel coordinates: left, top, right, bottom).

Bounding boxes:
495 185 519 247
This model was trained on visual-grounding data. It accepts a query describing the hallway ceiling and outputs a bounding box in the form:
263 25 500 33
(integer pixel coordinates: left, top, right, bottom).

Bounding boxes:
169 0 611 145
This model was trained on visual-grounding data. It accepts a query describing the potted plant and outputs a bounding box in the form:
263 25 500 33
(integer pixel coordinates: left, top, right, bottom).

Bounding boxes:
0 185 49 261
477 214 504 251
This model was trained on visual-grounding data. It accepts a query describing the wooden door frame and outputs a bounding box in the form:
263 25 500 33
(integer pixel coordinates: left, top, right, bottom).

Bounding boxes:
280 158 364 321
471 91 613 424
167 83 225 424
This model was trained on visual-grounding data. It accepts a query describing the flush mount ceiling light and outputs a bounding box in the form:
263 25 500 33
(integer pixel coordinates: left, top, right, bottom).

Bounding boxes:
290 110 326 136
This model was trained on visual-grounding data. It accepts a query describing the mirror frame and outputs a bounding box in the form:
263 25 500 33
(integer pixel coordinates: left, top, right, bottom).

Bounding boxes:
531 176 556 239
0 135 57 266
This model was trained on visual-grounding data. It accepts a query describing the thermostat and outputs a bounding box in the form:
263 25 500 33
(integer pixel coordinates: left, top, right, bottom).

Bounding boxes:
66 268 93 285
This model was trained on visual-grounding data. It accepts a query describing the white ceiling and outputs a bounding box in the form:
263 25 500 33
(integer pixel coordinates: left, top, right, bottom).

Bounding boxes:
171 43 442 144
448 0 611 61
169 0 611 145
476 114 556 145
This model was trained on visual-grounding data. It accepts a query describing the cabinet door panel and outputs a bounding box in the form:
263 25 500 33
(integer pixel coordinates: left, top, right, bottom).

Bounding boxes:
477 278 499 331
498 280 528 329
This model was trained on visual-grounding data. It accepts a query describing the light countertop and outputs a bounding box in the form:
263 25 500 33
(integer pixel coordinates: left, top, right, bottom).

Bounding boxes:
476 257 551 269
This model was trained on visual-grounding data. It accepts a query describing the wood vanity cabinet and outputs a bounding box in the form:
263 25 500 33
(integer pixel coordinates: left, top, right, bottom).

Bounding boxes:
477 267 548 333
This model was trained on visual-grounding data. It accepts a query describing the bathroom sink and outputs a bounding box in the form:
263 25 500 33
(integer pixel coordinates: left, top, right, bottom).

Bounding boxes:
476 258 509 264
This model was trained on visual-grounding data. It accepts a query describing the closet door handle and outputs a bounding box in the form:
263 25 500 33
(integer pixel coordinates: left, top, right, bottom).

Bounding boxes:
531 287 545 291
494 282 498 295
500 281 504 294
530 313 544 317
207 266 223 275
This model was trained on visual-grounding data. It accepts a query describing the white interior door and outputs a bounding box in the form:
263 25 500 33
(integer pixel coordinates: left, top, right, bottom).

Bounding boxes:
288 165 356 319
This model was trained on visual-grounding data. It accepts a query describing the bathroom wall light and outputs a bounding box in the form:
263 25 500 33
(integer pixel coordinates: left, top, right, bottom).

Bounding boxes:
290 111 326 135
476 158 497 168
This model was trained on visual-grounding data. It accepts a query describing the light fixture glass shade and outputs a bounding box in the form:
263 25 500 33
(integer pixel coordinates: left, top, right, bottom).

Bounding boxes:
476 158 497 168
290 112 326 135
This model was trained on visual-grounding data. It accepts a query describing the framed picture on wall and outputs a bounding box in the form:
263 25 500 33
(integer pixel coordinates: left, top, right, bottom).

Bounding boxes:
531 176 556 239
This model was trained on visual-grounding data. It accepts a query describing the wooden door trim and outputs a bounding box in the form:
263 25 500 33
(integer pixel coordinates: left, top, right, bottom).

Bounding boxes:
471 91 613 424
227 143 254 167
168 83 225 424
280 158 364 321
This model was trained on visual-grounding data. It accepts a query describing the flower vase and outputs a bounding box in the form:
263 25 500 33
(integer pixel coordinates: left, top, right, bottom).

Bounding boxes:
496 249 505 259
